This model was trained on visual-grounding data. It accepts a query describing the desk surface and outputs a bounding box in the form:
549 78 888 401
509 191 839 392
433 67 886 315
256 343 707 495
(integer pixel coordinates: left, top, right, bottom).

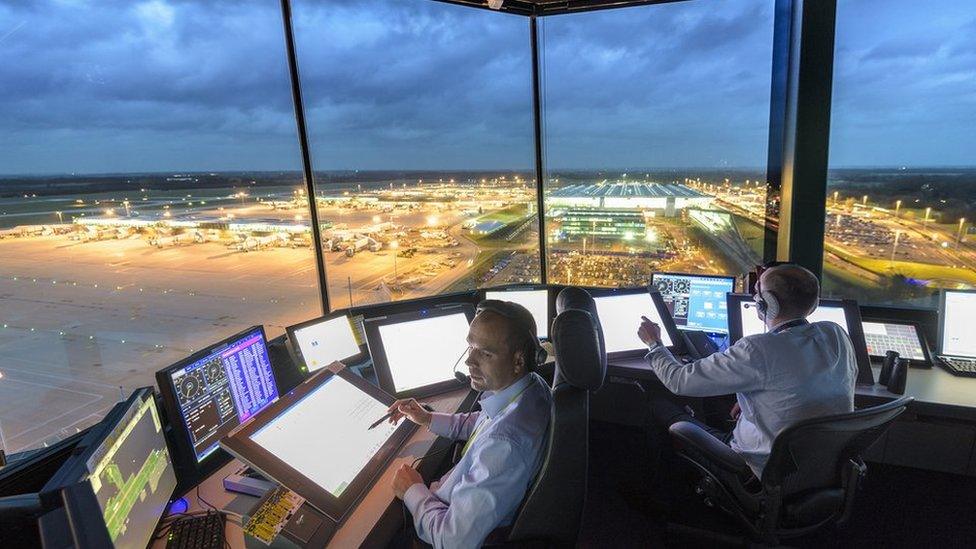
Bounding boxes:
857 365 976 410
155 387 471 548
607 355 976 411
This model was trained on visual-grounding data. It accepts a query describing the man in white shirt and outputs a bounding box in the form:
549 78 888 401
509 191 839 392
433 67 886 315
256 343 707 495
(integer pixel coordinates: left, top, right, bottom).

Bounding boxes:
638 264 857 477
388 300 552 548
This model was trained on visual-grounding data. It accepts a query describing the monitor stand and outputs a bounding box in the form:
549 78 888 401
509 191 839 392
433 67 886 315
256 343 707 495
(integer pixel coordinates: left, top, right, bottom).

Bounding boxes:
223 463 276 497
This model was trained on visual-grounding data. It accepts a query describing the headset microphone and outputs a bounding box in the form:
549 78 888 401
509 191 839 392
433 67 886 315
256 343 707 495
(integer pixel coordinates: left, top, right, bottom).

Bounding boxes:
452 345 471 384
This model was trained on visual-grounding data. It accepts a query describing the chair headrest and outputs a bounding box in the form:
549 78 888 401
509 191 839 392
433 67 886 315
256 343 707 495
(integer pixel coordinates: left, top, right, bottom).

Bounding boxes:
551 308 605 391
556 286 598 317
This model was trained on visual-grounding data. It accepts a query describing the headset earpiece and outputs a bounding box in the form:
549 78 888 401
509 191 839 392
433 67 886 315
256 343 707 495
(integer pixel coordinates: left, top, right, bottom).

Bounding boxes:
760 288 780 321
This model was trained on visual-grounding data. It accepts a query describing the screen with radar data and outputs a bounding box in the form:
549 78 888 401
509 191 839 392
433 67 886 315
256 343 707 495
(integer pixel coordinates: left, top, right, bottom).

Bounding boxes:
376 312 471 393
163 327 278 463
651 273 735 334
250 375 399 498
485 288 549 339
292 314 362 372
594 292 673 352
942 290 976 357
85 394 177 549
738 300 850 338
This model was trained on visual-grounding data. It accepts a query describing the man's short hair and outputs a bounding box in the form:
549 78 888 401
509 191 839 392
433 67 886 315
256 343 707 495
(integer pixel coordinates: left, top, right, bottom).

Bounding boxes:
762 265 820 318
475 300 539 369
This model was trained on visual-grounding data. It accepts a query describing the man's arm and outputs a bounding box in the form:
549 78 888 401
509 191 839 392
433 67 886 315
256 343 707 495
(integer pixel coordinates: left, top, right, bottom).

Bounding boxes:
646 338 766 396
428 411 480 441
403 435 528 549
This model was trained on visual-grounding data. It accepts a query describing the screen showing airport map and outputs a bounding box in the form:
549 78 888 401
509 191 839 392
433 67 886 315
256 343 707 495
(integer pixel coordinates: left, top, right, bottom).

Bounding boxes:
85 395 177 549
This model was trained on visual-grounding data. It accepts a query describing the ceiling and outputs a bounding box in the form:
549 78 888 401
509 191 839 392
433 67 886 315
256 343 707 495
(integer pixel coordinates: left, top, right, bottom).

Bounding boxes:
431 0 690 17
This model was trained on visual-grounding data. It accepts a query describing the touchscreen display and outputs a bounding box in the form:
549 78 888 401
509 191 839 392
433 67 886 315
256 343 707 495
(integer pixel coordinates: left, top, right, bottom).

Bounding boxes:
376 312 471 392
593 292 673 352
942 291 976 357
250 376 398 497
739 301 849 338
485 289 549 338
294 315 361 372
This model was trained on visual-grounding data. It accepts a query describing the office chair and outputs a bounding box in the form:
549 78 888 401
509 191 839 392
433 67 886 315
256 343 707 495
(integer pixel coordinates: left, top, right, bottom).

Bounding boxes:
493 287 607 547
667 396 912 545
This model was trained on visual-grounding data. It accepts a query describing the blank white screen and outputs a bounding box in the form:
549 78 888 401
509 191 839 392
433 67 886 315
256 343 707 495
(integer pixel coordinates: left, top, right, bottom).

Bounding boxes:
485 290 549 338
943 291 976 357
594 293 673 352
377 313 471 392
294 316 361 372
250 376 397 497
739 301 849 337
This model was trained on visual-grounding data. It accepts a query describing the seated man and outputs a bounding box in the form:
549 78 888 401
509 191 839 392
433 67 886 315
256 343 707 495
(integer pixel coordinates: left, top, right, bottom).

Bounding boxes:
388 300 552 548
638 264 857 477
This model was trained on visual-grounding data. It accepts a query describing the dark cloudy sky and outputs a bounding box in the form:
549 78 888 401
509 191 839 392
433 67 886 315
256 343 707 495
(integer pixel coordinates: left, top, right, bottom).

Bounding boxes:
0 0 972 175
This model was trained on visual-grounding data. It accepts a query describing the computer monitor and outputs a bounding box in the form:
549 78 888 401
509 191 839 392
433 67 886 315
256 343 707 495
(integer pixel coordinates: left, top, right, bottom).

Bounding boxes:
364 304 475 398
729 294 852 340
286 312 367 374
591 288 679 358
43 388 177 549
651 272 736 335
220 368 415 521
939 289 976 358
862 321 930 363
484 286 550 339
727 293 874 384
155 326 279 478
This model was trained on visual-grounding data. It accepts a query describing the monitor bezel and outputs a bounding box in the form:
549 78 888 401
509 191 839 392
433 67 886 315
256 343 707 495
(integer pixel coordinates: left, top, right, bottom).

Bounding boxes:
650 271 737 335
861 319 933 365
285 311 368 375
154 325 276 483
726 293 874 384
587 286 682 359
938 288 976 358
364 303 476 399
481 283 552 340
219 367 415 522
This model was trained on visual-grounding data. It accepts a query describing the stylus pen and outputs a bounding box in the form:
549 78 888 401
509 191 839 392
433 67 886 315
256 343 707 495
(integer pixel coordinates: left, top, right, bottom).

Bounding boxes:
369 403 434 430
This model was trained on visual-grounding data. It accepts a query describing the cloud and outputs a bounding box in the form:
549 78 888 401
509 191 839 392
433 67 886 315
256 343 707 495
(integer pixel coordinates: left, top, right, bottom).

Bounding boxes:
0 0 970 174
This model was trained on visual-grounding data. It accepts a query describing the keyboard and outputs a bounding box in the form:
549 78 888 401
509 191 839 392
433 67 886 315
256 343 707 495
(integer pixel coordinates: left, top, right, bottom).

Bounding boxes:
938 356 976 378
166 511 225 549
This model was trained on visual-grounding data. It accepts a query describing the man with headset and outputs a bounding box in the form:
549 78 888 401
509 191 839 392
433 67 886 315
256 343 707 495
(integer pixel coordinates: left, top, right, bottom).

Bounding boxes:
638 264 857 477
387 300 552 548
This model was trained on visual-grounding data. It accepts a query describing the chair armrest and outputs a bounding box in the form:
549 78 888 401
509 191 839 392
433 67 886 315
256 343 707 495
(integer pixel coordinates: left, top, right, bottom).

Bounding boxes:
668 421 751 477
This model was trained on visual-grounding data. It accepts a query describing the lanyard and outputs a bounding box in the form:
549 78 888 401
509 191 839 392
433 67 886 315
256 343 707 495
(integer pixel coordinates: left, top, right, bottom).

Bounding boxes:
770 318 808 334
460 380 533 457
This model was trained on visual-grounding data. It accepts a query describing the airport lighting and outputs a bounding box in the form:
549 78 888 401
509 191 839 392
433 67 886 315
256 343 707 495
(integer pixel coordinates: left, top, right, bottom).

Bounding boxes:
390 240 399 280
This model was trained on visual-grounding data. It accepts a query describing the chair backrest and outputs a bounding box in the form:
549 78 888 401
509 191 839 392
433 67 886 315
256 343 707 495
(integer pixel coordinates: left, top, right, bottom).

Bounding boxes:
507 289 606 545
763 397 912 496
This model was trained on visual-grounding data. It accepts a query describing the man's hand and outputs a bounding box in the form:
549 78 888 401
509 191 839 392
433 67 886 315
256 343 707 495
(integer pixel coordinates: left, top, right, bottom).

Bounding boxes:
387 398 432 428
730 401 741 420
392 464 424 499
638 316 662 347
